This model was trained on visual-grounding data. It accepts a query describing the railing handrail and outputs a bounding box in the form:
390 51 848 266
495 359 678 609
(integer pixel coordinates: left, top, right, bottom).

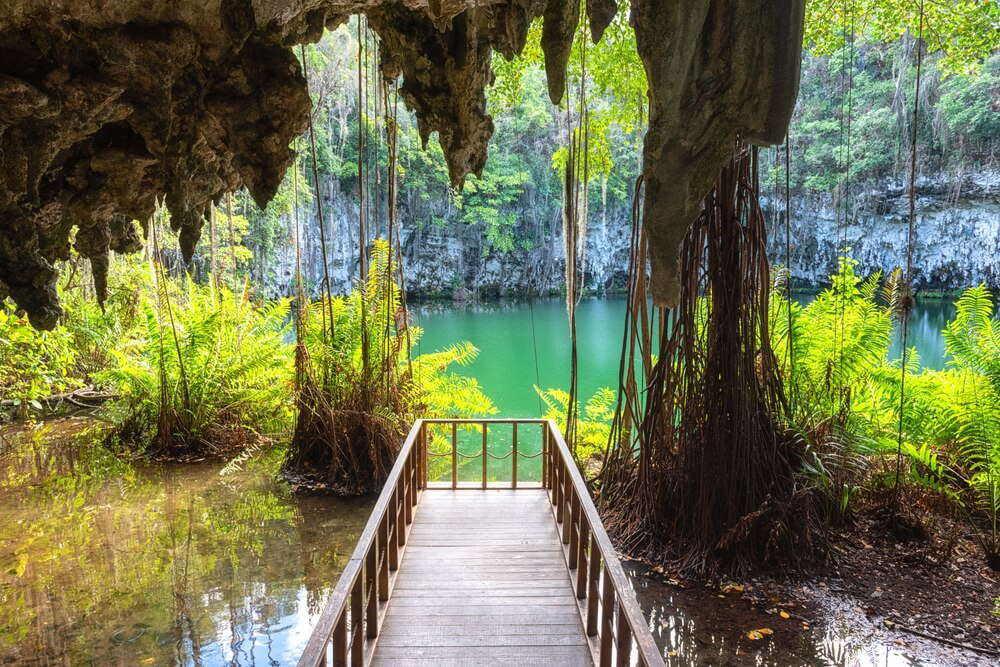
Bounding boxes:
419 417 547 423
544 419 663 666
297 421 423 667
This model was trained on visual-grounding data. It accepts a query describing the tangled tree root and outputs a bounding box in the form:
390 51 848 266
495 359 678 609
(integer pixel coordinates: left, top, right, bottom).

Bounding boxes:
601 140 822 576
283 377 401 495
109 408 252 461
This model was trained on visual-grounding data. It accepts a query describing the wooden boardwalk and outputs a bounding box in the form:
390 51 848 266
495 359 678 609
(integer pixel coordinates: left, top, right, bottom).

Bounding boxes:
372 490 592 665
297 419 664 667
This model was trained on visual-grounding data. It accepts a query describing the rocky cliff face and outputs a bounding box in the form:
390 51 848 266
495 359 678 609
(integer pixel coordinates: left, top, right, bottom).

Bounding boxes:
765 169 1000 290
266 181 634 299
266 168 999 300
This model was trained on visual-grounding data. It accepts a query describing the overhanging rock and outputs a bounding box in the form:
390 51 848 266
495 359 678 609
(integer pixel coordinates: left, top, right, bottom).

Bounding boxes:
0 0 803 327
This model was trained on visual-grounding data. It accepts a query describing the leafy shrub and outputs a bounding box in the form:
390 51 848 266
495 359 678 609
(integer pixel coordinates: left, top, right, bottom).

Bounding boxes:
537 386 616 464
287 240 494 493
771 265 1000 566
60 255 150 383
0 309 78 417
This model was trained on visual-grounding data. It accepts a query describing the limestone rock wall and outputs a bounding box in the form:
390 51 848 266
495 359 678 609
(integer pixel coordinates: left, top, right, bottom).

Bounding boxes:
766 169 1000 290
262 169 1000 301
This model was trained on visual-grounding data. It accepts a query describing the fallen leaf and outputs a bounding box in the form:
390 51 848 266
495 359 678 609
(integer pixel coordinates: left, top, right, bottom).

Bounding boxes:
779 611 790 619
746 630 763 640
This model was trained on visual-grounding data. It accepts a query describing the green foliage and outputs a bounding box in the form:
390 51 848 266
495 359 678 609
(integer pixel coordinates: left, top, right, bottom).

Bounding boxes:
61 254 150 381
939 54 1000 152
289 240 494 491
942 285 1000 392
104 275 293 456
536 386 615 463
805 0 1000 77
771 260 1000 563
940 286 1000 558
301 241 492 420
0 310 78 416
775 255 892 417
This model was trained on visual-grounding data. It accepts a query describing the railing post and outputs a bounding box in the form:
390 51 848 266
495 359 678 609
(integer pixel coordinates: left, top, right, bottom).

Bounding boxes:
511 422 518 490
568 493 580 567
555 457 564 523
562 485 572 545
616 608 633 667
576 518 589 599
600 565 615 667
397 479 407 548
420 421 427 490
378 516 389 600
388 487 399 570
332 614 347 666
451 421 457 489
366 548 377 639
587 532 601 636
542 424 549 490
481 422 488 489
350 579 363 665
404 454 414 526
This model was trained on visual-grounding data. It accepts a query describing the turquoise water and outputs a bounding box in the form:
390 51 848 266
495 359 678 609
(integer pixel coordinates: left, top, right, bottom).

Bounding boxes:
413 296 955 417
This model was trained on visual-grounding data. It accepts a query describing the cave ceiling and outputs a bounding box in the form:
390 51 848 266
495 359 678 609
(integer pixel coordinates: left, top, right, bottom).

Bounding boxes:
0 0 804 329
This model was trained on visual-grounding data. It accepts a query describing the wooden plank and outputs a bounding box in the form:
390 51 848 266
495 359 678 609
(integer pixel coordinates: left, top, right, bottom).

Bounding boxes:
371 657 587 667
382 606 582 618
304 421 664 667
372 646 594 660
369 489 595 666
389 597 582 608
378 613 592 626
374 635 587 647
378 622 586 636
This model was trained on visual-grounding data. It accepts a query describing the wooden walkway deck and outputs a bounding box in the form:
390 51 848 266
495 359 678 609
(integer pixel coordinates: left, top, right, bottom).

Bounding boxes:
297 419 664 667
372 490 591 665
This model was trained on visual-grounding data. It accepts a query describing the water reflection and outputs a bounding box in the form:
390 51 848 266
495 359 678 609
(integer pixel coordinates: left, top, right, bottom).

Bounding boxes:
2 417 985 666
0 419 371 666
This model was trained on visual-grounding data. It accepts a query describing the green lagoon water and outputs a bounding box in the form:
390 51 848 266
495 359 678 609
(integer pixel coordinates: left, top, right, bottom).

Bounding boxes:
413 295 956 417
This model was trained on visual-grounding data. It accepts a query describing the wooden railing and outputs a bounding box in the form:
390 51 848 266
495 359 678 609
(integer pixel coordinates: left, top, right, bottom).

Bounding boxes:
420 417 549 488
295 421 423 667
543 419 664 667
297 418 664 667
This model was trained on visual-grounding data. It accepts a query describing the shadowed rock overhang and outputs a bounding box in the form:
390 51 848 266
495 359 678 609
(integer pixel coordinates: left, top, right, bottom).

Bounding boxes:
0 0 804 329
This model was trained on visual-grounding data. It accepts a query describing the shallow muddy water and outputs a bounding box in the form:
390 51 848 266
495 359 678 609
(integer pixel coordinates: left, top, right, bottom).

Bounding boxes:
625 562 992 667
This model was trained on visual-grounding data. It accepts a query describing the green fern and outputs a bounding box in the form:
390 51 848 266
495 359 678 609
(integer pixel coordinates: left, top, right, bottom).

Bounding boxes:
103 274 293 456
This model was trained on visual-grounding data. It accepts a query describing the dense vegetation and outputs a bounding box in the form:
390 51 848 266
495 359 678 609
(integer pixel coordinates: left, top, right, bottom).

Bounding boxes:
2 4 1000 665
0 238 492 468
